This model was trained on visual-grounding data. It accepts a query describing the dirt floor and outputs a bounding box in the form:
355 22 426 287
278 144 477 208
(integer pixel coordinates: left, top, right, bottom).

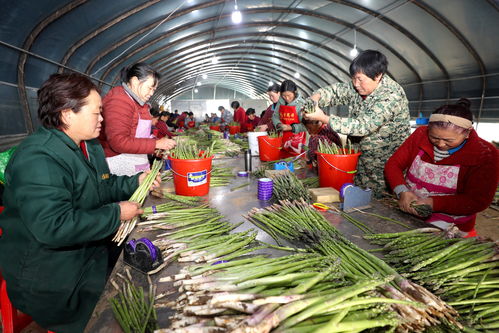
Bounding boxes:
475 205 499 240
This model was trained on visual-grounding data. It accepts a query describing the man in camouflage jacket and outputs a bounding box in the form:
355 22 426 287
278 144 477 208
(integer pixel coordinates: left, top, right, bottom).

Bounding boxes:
304 50 410 196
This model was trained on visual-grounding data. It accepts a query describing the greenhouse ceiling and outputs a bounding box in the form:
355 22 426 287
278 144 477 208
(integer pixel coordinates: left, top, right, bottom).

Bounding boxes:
0 0 498 138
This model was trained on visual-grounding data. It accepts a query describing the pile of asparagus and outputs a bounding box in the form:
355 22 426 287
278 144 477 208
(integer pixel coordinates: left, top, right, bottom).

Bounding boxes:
158 255 412 333
244 200 462 332
364 228 499 330
270 172 312 203
209 166 235 187
137 197 407 332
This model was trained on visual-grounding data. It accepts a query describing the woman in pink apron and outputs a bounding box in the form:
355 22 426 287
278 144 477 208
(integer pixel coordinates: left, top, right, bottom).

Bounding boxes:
271 79 307 158
385 99 499 236
99 63 176 176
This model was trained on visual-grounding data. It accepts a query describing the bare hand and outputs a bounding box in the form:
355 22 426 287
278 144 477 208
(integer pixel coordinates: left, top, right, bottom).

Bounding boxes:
399 191 419 215
156 137 176 150
281 124 292 131
415 197 433 209
311 93 321 103
119 201 143 221
138 170 162 190
303 106 329 123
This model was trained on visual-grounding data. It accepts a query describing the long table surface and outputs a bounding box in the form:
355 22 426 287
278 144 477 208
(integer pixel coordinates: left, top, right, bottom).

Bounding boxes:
85 155 427 333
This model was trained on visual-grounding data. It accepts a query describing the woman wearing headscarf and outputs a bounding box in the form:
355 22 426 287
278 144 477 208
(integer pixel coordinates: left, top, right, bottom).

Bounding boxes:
385 99 499 236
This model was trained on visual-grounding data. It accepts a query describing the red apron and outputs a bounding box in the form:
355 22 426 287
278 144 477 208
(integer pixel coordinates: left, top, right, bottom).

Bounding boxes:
406 150 475 231
279 104 306 157
187 121 195 128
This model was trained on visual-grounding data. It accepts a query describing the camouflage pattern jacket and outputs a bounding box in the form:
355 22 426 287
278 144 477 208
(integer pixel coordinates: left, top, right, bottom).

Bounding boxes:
305 75 410 195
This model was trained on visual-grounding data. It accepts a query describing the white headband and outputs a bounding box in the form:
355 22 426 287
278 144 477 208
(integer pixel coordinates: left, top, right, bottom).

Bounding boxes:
429 114 473 129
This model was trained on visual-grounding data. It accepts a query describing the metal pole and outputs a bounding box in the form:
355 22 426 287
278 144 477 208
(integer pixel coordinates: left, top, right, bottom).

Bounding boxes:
0 40 112 87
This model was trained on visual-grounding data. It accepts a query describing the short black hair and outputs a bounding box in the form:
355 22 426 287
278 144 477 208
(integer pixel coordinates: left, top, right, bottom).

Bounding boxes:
349 50 388 80
150 107 160 118
120 62 160 85
218 106 225 111
38 73 98 130
231 101 240 109
246 108 256 115
267 83 280 93
280 79 297 94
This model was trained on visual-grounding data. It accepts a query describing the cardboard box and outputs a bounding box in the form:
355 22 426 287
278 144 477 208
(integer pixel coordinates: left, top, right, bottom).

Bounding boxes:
308 187 340 203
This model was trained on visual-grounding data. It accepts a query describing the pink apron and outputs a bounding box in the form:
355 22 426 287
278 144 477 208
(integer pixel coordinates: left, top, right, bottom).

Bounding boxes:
406 150 475 229
106 112 152 176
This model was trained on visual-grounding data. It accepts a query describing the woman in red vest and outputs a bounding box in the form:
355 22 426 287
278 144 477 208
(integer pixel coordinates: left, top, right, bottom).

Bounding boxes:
271 79 307 157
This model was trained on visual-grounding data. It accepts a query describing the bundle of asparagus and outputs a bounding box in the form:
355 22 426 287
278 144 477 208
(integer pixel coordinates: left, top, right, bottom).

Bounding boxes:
210 166 235 187
364 228 499 330
317 139 358 155
110 271 158 333
112 159 164 245
299 176 319 189
170 140 215 159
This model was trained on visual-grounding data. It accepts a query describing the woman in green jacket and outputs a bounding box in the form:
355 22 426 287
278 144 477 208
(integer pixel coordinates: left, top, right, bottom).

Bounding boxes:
0 73 155 332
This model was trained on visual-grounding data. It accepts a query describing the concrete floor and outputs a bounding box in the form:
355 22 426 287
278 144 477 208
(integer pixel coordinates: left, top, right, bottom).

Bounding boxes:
475 206 499 241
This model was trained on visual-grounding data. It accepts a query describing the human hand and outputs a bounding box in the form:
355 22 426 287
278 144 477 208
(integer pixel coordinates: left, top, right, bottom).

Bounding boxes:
281 124 292 131
398 191 419 215
156 137 176 150
138 170 161 190
119 201 143 221
303 106 329 123
311 93 321 103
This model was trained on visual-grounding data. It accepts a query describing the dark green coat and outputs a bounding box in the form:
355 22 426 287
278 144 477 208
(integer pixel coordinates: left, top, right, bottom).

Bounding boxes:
0 127 138 333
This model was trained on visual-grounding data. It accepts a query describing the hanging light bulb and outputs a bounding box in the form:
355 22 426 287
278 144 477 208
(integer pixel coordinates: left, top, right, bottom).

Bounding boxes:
231 1 242 24
268 81 273 86
349 29 359 58
202 74 207 79
211 56 219 64
293 72 300 79
197 81 202 86
194 88 199 93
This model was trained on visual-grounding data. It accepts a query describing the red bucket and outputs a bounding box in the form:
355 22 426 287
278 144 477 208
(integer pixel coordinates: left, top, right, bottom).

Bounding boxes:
257 136 282 161
168 155 214 196
209 125 220 131
317 151 361 191
228 125 240 135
